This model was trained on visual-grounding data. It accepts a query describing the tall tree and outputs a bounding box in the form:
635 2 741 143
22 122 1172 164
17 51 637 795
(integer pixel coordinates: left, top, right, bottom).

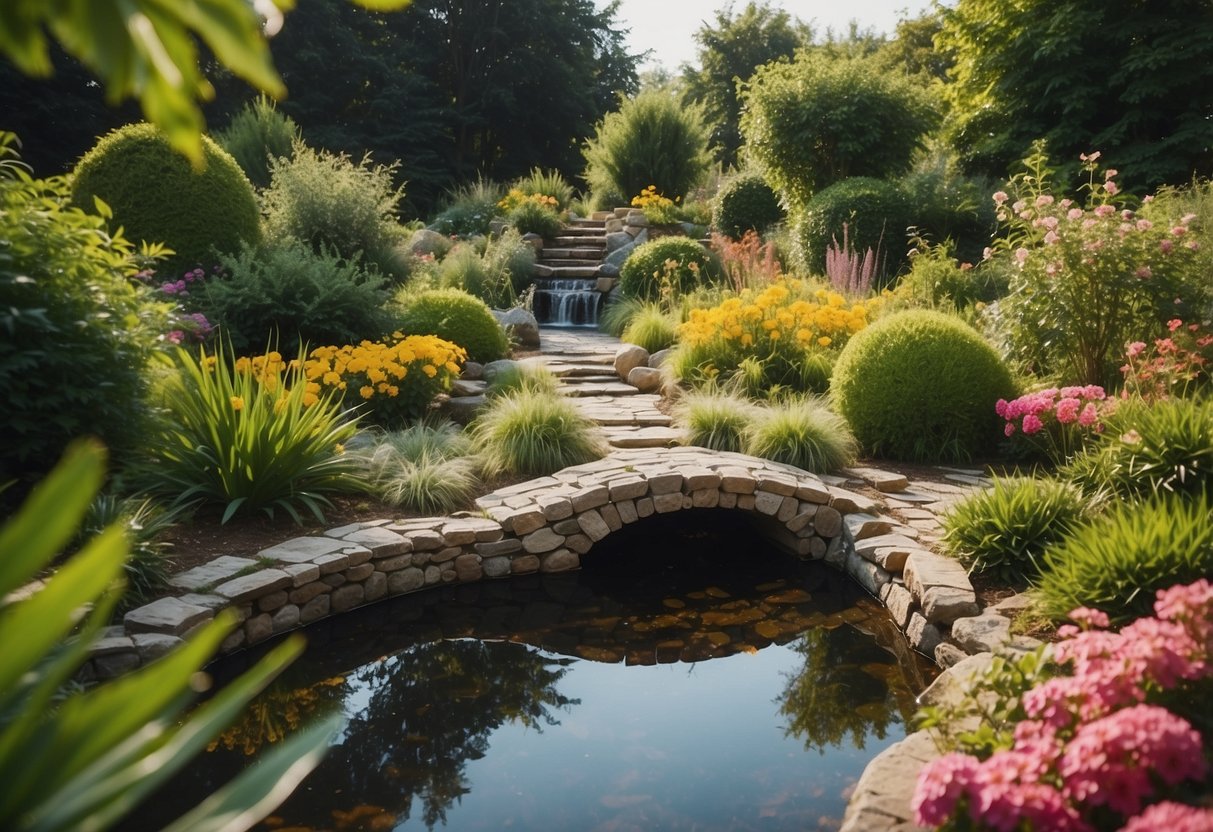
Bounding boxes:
681 2 810 168
938 0 1213 190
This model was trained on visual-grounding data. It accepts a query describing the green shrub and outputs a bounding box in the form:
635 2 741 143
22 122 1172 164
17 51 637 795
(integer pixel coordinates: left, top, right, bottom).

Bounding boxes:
512 167 575 210
744 398 858 473
437 230 535 309
473 389 606 476
895 242 998 310
213 96 300 189
353 423 478 513
713 172 785 239
1 136 166 490
201 241 390 357
830 310 1016 462
0 442 336 832
599 295 646 337
583 89 712 206
263 141 408 280
795 177 913 284
141 344 363 523
675 389 761 453
900 148 996 265
430 177 502 237
394 288 509 363
1062 396 1213 502
69 123 260 272
1033 495 1213 624
506 199 564 238
942 477 1091 585
78 494 180 614
619 236 720 302
740 52 937 209
622 304 679 352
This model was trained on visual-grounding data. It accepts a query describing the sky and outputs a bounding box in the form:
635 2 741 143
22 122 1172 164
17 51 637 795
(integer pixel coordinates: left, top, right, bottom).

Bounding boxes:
600 0 936 71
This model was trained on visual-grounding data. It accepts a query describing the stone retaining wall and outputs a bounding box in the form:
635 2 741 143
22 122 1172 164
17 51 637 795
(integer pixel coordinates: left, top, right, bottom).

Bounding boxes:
83 448 980 684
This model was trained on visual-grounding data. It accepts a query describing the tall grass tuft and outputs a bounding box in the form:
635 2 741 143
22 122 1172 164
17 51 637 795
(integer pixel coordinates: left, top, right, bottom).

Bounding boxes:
513 167 575 210
473 389 606 476
744 397 857 473
213 95 300 189
622 304 679 353
141 343 363 523
599 295 646 337
487 365 562 398
354 423 478 513
675 389 761 453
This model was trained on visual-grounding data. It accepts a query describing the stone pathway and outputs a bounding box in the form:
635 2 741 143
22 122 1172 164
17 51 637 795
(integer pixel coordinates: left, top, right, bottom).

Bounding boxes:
517 326 686 449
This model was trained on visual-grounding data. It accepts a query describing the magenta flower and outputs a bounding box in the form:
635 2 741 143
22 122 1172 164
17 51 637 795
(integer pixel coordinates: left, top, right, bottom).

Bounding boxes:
1121 802 1213 832
912 753 979 826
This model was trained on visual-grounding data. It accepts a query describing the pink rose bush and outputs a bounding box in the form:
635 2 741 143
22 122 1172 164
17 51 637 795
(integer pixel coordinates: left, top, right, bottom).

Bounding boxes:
996 385 1109 461
912 580 1213 831
991 146 1202 387
1121 319 1213 400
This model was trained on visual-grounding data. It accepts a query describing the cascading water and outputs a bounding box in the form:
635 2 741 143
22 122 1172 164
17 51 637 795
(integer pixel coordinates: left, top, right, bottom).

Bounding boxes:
533 278 602 326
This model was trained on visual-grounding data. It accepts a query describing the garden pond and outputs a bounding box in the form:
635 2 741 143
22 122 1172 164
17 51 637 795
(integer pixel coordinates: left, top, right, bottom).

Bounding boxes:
133 512 937 831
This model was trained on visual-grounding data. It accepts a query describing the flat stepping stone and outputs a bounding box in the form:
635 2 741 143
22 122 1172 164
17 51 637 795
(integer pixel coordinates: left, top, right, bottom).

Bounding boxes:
169 555 257 591
560 382 638 397
604 427 686 448
944 473 993 487
841 466 909 493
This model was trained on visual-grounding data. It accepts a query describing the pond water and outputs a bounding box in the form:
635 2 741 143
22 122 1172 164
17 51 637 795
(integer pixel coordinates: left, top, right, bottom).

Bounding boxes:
133 511 936 832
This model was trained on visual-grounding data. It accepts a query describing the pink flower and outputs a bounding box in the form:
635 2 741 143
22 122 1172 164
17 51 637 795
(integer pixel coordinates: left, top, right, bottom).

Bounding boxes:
1095 204 1116 217
1067 207 1084 220
1080 151 1101 162
1056 397 1081 424
1168 318 1184 332
1044 230 1060 245
912 753 979 826
1121 802 1213 832
166 330 184 344
1022 414 1044 435
1136 218 1154 231
1160 239 1174 254
1127 341 1147 358
1015 247 1030 264
1136 265 1152 279
993 191 1009 205
1035 194 1055 207
1078 403 1099 427
1172 225 1188 236
1105 168 1118 180
1012 199 1026 213
1004 421 1017 437
1105 180 1119 195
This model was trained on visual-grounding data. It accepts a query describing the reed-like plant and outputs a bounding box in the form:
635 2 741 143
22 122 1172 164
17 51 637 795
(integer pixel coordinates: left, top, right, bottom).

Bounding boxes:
674 388 761 453
622 304 679 353
744 397 858 473
825 222 883 298
472 389 605 476
142 343 363 523
354 424 479 513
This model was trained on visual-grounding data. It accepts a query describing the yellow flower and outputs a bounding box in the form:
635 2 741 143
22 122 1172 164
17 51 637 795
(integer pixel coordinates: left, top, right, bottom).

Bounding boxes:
421 364 437 378
230 396 245 411
818 336 832 347
359 385 375 400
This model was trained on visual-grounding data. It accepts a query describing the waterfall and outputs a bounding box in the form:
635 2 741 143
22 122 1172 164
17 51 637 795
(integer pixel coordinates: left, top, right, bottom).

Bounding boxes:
533 278 602 327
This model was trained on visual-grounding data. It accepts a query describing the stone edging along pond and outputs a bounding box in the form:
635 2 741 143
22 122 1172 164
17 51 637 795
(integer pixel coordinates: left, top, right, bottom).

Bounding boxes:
82 446 1036 832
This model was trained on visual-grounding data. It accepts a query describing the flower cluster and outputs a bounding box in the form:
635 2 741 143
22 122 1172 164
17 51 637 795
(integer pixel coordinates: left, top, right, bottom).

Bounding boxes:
497 188 559 213
913 579 1213 832
155 266 210 297
165 311 213 345
1122 318 1213 400
991 147 1202 386
996 385 1108 461
710 230 782 292
302 332 466 426
631 185 681 225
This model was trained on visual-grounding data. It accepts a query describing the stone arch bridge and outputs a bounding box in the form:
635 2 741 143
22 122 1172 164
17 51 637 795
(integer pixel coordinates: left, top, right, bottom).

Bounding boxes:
87 448 981 680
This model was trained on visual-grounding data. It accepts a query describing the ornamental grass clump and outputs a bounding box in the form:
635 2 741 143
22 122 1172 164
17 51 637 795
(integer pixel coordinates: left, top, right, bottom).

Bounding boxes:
486 365 561 399
302 333 466 427
143 344 362 523
913 579 1213 831
673 278 876 396
942 477 1091 586
674 389 761 453
353 423 478 513
473 389 605 477
744 398 858 474
621 304 679 353
1034 494 1213 624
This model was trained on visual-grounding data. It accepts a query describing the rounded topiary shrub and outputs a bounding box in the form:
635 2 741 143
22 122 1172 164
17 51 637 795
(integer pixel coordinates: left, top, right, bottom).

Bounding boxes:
619 236 720 302
70 123 260 271
795 177 913 286
830 310 1016 462
395 288 509 363
713 172 785 239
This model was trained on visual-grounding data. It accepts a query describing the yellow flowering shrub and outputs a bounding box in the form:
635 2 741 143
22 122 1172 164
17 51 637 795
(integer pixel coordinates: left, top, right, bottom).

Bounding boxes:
497 188 559 213
674 278 883 394
631 185 681 225
303 332 466 426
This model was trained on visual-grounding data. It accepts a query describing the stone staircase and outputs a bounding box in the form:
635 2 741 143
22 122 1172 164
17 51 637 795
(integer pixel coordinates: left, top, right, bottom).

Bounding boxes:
532 214 614 327
534 216 608 280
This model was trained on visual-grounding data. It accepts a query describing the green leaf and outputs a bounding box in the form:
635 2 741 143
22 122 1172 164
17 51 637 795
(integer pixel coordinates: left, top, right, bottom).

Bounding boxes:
160 714 341 832
0 441 105 597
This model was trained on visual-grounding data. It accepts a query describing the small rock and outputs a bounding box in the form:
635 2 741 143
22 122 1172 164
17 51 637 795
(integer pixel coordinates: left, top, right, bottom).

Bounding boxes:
462 361 484 380
627 366 663 392
614 344 650 380
935 642 970 667
951 613 1013 654
445 394 487 424
482 359 518 381
492 307 540 348
648 348 672 368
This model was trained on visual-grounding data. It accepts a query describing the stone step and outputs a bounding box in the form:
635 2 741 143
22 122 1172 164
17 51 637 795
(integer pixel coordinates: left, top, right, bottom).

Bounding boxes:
559 374 620 384
560 381 638 397
587 212 615 222
541 247 604 259
552 234 607 246
560 224 608 234
537 258 603 268
538 265 600 278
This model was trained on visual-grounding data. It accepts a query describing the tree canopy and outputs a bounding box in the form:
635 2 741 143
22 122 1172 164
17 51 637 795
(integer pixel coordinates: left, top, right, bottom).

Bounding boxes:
681 2 810 168
938 0 1213 190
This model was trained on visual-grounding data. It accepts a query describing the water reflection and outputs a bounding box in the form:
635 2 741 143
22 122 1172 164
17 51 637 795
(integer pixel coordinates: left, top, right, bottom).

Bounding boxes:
136 511 935 831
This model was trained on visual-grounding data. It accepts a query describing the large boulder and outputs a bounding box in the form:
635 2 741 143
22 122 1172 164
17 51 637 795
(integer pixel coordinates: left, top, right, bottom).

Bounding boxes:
492 307 541 349
614 344 650 380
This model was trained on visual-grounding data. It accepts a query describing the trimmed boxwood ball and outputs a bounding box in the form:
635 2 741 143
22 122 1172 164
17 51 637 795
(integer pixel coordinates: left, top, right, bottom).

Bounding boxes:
713 172 785 239
619 236 720 302
395 288 509 363
795 177 912 286
830 310 1016 462
70 123 260 272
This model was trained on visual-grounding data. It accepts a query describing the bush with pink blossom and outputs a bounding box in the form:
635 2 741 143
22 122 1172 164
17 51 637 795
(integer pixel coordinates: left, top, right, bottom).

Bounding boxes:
996 385 1110 462
1121 318 1213 401
990 145 1205 387
912 579 1213 831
